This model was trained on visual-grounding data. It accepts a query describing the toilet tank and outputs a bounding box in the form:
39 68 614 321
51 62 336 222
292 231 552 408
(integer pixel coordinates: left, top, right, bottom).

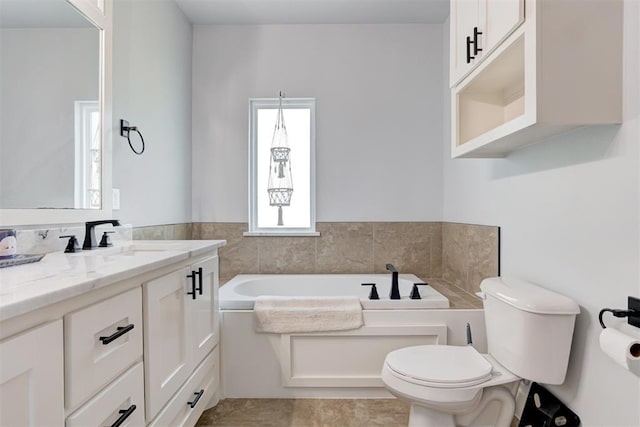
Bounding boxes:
480 277 580 384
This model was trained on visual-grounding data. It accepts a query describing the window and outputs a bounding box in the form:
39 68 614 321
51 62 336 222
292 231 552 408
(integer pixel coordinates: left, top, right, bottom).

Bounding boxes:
247 97 317 236
74 100 101 209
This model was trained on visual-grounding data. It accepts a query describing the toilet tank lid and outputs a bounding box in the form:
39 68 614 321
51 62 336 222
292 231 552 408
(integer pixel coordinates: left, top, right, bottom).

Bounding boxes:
480 277 580 315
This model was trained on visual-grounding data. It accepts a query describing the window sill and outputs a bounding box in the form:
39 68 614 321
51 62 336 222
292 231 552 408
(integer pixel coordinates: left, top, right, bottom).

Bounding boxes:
243 231 321 237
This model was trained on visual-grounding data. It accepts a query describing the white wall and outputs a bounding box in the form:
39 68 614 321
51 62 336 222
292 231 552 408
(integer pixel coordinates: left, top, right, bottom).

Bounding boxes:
112 0 192 227
191 24 444 223
442 2 640 424
0 28 98 209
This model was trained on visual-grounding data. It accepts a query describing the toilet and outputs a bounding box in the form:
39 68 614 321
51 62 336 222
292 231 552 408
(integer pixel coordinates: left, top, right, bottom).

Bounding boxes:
381 277 580 427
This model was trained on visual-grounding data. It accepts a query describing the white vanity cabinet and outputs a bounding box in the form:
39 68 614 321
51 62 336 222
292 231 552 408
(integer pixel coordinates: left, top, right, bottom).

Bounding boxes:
0 320 65 426
144 255 220 423
450 0 524 87
0 240 224 427
450 0 622 158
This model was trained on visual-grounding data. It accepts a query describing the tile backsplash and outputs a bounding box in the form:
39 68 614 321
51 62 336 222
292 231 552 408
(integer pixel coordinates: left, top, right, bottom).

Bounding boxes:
16 224 132 254
132 221 499 293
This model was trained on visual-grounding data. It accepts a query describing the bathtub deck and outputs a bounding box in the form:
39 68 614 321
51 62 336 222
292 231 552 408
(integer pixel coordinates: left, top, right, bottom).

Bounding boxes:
218 276 482 310
426 278 483 309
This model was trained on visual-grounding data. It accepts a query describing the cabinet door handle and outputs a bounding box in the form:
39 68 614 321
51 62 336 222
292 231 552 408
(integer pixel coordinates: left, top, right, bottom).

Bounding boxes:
107 404 136 427
187 271 197 300
99 324 135 345
473 26 483 55
466 35 474 63
196 267 203 295
187 389 205 408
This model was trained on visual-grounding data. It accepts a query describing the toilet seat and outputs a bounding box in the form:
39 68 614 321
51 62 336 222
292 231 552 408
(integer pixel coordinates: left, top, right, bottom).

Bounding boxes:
385 345 493 389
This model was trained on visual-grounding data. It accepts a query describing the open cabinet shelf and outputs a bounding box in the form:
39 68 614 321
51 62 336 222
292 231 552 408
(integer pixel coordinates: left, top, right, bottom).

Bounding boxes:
457 35 525 147
450 0 622 158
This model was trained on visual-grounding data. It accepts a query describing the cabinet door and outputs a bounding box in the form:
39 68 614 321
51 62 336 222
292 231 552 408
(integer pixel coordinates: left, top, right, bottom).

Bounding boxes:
144 267 191 421
189 256 219 367
0 320 64 426
450 0 481 86
483 0 524 54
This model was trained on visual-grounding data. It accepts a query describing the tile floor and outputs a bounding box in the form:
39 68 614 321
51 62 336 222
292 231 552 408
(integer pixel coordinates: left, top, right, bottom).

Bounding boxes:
196 398 520 427
196 398 410 427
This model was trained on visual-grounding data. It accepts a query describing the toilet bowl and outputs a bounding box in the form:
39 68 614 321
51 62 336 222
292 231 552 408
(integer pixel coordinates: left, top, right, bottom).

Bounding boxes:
382 345 519 427
381 277 580 427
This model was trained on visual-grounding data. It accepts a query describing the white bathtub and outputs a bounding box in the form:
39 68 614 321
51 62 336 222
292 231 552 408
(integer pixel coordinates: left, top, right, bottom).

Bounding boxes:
219 274 450 309
219 274 484 399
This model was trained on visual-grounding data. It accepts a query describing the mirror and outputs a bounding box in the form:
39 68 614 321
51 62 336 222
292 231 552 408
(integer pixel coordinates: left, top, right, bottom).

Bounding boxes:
0 0 101 210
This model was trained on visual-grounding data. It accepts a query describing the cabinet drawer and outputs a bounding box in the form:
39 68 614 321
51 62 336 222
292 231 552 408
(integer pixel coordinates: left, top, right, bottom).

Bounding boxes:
67 362 145 427
148 348 219 427
65 287 143 409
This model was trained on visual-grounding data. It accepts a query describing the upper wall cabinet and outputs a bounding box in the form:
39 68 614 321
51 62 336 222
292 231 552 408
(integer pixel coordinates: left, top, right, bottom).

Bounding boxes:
450 0 524 87
450 0 622 158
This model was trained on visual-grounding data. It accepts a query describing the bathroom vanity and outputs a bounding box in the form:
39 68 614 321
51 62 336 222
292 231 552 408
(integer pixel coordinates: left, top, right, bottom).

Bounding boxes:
0 240 225 427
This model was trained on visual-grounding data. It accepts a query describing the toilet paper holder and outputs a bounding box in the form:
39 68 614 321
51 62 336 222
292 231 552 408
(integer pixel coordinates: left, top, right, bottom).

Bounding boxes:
599 296 640 329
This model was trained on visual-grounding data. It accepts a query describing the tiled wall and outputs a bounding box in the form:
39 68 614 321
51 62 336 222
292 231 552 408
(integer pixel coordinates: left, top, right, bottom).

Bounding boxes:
192 222 443 285
133 221 499 293
442 223 500 295
132 223 192 240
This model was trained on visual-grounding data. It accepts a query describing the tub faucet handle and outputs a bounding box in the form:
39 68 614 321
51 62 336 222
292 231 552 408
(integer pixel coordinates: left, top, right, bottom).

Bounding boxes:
361 283 380 300
410 283 429 300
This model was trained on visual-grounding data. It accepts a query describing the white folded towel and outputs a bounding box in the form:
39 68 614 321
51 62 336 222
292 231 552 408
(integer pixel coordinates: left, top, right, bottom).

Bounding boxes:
253 296 364 334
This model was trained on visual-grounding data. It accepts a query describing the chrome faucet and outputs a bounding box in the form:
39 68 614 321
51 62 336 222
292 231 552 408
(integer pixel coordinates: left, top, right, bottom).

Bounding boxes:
83 220 121 250
386 263 401 299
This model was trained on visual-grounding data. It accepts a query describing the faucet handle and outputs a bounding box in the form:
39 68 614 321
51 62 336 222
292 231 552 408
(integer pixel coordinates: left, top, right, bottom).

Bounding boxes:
99 231 116 248
60 235 81 253
410 283 429 300
361 283 380 300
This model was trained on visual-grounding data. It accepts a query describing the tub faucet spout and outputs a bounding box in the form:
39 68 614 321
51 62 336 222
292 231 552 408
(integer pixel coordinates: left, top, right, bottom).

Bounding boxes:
386 263 401 300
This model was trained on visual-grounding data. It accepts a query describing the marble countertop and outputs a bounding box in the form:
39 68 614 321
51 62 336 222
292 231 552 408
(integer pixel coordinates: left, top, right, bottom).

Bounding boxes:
0 240 226 322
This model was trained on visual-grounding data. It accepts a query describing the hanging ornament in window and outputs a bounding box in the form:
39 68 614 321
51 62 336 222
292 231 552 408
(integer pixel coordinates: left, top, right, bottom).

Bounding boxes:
267 91 293 226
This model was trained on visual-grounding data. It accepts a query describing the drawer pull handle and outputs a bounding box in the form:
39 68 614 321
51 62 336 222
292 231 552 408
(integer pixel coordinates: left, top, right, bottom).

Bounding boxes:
187 271 197 300
107 404 136 427
99 324 135 345
187 389 205 408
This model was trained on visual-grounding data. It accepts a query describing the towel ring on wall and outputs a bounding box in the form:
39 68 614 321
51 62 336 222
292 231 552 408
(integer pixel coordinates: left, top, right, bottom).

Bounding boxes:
120 119 145 155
